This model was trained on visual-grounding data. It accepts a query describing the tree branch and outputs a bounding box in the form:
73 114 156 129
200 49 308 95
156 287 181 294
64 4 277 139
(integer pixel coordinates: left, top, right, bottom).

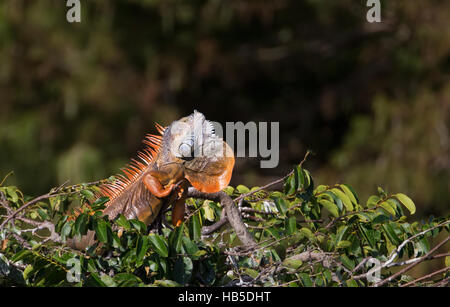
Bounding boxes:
187 187 256 248
0 182 70 231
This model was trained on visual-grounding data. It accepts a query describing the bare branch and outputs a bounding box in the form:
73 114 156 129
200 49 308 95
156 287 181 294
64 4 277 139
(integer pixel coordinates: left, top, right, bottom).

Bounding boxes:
0 183 71 231
383 219 450 268
374 235 450 287
400 266 450 287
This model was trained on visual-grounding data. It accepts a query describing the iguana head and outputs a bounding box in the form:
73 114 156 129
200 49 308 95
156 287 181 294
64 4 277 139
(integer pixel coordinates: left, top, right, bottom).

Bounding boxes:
160 111 234 193
158 110 235 193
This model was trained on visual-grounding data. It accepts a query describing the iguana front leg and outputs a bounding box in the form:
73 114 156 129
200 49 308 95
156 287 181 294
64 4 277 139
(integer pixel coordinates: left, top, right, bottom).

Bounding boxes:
143 172 175 198
143 162 185 197
144 165 189 227
130 164 184 224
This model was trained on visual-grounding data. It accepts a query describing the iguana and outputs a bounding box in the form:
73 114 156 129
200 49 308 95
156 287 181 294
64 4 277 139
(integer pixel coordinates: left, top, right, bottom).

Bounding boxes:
68 110 235 250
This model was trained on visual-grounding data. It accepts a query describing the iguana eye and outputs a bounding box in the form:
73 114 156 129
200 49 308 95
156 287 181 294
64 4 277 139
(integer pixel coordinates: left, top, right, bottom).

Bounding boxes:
179 143 191 157
179 137 194 158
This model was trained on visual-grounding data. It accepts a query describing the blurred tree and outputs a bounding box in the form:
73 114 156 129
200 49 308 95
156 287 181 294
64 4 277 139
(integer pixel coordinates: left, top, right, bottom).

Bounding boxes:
0 0 448 218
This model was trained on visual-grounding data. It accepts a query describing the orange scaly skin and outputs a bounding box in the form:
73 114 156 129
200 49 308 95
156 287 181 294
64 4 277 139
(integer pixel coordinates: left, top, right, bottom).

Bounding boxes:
68 111 235 250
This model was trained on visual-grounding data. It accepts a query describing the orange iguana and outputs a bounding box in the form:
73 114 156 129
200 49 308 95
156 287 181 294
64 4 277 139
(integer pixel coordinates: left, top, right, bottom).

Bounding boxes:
68 111 234 250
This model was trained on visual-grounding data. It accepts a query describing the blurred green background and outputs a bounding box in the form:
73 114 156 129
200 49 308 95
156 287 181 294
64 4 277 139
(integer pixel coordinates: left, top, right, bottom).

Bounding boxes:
0 0 448 219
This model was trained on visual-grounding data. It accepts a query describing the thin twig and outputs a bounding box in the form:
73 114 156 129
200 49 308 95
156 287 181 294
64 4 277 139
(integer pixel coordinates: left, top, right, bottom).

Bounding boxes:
0 182 71 231
386 252 450 268
383 219 450 268
374 236 450 287
400 266 450 287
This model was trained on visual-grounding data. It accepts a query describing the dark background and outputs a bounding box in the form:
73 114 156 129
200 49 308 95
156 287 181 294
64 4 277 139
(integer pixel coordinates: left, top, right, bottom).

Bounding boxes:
0 0 448 220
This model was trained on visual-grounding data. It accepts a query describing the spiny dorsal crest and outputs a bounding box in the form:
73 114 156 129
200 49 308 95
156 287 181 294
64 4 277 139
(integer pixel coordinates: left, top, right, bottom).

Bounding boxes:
98 123 166 201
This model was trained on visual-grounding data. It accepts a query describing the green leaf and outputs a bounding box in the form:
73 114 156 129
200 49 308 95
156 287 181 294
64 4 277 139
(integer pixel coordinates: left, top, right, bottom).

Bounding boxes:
340 254 355 270
372 213 390 225
356 212 370 222
148 234 169 258
387 198 402 216
174 256 193 285
244 268 259 279
30 211 38 219
170 223 185 253
325 191 343 212
202 200 215 222
337 240 351 249
80 189 94 199
340 184 358 205
300 227 314 241
287 216 297 234
100 274 117 287
285 173 296 195
23 265 34 281
153 279 181 287
223 186 234 196
314 185 328 194
295 166 305 191
346 279 358 287
273 197 288 216
113 232 123 249
60 221 73 242
331 188 354 211
318 199 339 217
129 219 146 233
115 214 131 231
114 273 142 287
11 250 32 262
193 250 207 258
265 227 281 240
415 237 430 256
366 195 380 208
299 273 312 287
283 258 303 270
6 186 19 203
303 169 312 189
136 236 149 264
87 273 107 287
270 249 282 262
94 219 109 243
382 223 401 245
445 256 450 267
335 225 349 245
182 237 199 257
323 270 332 283
74 213 88 238
91 197 109 210
236 185 250 194
37 208 49 220
380 201 396 216
359 224 376 248
394 193 416 215
190 214 201 241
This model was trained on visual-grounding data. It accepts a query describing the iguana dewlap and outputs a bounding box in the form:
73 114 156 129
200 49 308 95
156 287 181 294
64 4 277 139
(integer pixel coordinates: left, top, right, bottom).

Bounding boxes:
68 111 234 250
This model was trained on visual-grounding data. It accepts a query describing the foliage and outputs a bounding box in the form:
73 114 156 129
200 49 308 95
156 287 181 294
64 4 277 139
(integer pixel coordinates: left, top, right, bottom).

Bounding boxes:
1 166 448 287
